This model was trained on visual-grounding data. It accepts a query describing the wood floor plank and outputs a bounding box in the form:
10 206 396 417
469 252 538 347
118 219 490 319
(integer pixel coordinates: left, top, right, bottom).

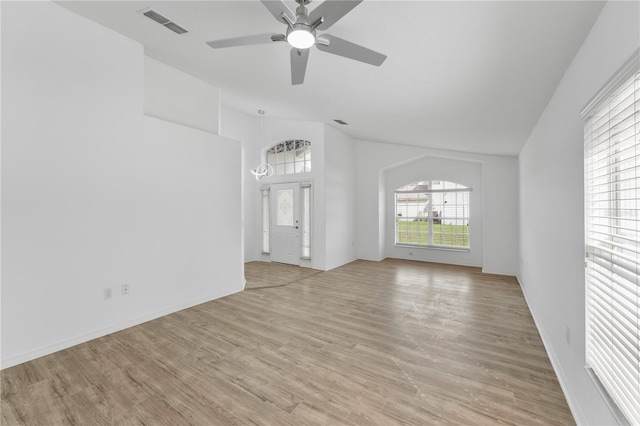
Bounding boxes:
1 259 574 425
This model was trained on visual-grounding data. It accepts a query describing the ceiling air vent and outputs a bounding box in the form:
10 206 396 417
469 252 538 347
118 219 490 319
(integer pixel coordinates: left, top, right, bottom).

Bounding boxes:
142 9 188 35
334 119 349 125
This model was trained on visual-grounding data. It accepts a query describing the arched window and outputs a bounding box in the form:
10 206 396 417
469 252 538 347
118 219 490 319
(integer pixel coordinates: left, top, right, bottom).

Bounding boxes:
395 180 470 248
266 140 311 176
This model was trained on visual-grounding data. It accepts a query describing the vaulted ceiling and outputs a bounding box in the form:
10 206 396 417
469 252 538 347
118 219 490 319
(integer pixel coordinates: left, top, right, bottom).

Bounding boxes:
56 1 605 156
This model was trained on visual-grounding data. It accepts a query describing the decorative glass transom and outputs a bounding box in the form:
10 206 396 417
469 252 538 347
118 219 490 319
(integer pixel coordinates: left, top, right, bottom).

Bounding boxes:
267 140 311 176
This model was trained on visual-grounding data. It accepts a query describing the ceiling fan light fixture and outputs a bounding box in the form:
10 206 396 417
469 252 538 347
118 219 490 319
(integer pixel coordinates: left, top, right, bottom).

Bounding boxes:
205 0 387 85
287 27 315 49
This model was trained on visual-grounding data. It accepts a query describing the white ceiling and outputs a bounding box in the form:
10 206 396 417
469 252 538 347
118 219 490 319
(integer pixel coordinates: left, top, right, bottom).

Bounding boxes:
55 0 605 156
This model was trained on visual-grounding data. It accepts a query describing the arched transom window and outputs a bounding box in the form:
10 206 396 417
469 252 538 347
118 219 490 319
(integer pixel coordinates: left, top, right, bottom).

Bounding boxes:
266 140 311 176
395 180 470 248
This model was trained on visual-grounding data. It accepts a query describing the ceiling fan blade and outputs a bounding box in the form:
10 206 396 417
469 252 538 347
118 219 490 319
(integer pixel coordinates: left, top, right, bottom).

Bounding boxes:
290 48 309 85
316 34 386 66
309 0 362 30
206 33 285 49
260 0 295 26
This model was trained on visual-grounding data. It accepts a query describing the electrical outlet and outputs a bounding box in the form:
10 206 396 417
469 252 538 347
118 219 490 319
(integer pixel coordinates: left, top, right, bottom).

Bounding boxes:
566 326 571 345
104 288 112 300
122 284 129 296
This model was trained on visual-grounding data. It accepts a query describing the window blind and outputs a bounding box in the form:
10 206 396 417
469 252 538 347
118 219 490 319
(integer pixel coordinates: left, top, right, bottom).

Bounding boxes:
261 188 270 253
583 51 639 425
301 185 311 258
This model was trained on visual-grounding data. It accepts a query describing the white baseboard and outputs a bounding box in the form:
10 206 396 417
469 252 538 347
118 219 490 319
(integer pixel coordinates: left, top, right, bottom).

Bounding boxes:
516 274 586 425
1 285 243 370
354 256 386 262
481 267 517 276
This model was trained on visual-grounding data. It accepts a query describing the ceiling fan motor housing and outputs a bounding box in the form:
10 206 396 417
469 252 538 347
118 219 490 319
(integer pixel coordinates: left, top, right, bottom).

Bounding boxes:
205 0 387 85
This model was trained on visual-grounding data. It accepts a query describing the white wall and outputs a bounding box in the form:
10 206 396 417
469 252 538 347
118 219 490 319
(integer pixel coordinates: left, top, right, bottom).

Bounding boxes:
1 1 243 368
482 156 519 274
144 56 220 135
518 2 639 424
324 125 357 270
384 156 483 267
356 140 518 275
220 107 259 262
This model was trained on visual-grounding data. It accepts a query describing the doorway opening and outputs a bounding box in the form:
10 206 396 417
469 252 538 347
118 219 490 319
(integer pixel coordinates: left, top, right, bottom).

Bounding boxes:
261 182 311 266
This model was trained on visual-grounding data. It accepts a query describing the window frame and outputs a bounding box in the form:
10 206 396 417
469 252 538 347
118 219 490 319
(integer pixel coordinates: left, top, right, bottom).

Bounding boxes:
301 183 312 259
260 187 270 254
394 180 471 250
582 48 639 426
265 140 311 177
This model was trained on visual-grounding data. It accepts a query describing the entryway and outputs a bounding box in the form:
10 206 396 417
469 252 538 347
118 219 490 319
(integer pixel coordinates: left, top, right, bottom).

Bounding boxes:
244 261 320 290
270 182 301 265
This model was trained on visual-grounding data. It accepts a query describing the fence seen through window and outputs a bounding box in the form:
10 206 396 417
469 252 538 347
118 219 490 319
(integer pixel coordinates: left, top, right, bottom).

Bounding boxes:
395 180 470 248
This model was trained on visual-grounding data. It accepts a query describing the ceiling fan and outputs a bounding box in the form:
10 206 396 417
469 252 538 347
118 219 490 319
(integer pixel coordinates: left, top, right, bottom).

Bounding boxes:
206 0 387 85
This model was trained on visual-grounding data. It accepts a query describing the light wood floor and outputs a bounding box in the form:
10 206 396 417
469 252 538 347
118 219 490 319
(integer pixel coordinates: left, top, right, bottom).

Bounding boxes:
1 259 574 425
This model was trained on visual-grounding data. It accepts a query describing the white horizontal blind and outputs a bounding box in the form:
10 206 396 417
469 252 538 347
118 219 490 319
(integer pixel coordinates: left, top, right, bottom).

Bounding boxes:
584 59 639 425
261 189 270 253
301 185 311 258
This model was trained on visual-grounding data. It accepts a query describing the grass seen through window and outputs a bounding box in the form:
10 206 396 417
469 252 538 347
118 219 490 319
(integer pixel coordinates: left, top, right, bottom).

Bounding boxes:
397 220 469 247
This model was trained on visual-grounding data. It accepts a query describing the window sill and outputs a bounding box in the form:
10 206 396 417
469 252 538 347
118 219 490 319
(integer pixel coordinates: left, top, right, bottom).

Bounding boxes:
584 367 631 425
395 243 470 253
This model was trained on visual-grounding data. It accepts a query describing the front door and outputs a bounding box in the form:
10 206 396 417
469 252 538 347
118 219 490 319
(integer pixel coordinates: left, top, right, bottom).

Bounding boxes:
270 183 300 265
